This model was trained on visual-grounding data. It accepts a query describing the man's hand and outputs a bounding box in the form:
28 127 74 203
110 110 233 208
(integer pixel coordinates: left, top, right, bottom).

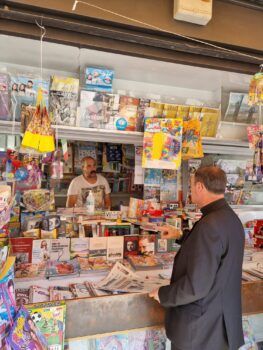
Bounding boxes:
149 288 160 303
157 224 183 240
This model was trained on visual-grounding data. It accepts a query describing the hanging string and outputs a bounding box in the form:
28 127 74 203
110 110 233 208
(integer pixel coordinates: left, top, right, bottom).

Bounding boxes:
71 0 263 64
35 18 46 89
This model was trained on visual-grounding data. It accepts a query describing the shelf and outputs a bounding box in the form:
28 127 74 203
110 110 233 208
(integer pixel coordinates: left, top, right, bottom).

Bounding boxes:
0 121 253 155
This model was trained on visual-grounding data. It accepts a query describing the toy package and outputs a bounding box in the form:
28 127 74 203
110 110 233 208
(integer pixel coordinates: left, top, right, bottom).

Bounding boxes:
142 118 183 170
26 301 66 350
85 67 114 92
182 119 204 159
6 306 48 350
49 76 79 126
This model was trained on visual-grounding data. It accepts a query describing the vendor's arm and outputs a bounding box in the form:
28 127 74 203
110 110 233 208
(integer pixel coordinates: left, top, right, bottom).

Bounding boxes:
66 195 78 208
105 193 111 210
66 178 78 208
154 222 223 307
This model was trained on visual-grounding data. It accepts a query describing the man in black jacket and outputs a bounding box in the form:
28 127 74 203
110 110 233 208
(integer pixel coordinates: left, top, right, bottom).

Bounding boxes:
149 166 244 350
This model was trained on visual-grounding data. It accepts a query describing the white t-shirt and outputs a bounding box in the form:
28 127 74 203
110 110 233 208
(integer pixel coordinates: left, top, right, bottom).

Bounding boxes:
67 174 111 209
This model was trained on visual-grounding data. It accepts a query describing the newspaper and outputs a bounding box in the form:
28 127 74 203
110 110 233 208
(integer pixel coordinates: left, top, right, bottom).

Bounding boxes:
95 261 169 293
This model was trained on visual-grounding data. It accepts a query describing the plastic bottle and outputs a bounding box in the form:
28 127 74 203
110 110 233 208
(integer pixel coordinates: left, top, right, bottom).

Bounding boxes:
86 190 95 214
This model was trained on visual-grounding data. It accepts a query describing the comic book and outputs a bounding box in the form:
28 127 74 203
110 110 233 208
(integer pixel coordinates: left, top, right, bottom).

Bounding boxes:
84 67 114 92
163 103 179 118
49 76 79 126
143 118 183 170
26 301 66 350
6 306 48 350
0 73 10 121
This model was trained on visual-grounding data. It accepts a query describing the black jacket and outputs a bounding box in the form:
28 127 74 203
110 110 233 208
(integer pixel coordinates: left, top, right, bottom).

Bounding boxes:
159 198 245 350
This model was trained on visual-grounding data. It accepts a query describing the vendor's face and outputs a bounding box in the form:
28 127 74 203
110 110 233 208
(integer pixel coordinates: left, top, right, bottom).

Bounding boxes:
82 159 97 178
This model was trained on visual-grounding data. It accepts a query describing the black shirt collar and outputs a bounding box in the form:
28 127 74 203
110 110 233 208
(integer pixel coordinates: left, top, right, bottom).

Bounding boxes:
201 198 228 216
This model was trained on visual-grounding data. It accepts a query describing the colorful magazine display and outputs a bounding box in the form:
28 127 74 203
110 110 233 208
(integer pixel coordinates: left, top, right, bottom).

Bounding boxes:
26 301 66 350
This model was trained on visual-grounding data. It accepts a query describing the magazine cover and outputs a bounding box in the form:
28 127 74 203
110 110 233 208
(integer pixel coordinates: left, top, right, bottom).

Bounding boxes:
45 259 79 278
106 236 124 261
96 334 129 350
89 237 107 261
78 91 119 128
138 235 156 256
163 103 179 118
70 237 89 259
84 67 114 92
182 119 204 159
0 73 10 121
11 75 49 121
127 255 162 270
124 236 139 257
10 237 33 264
77 257 92 274
144 169 162 186
137 98 150 131
49 238 70 262
26 301 66 350
29 286 50 303
15 262 46 279
160 169 178 202
49 286 74 301
115 96 140 131
0 256 16 344
69 283 91 298
6 306 48 350
32 239 51 264
142 118 183 170
15 288 30 305
49 76 79 126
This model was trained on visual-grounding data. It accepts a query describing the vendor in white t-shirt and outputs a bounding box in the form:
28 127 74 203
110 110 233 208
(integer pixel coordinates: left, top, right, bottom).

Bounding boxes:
66 156 111 210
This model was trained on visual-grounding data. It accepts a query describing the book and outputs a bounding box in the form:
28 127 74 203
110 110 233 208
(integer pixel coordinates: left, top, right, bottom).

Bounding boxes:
70 237 90 259
10 237 33 264
124 236 139 257
106 236 124 261
15 288 30 305
45 259 79 278
0 73 10 120
32 239 51 264
49 238 70 262
155 237 168 253
26 301 66 350
49 76 79 126
138 235 156 256
49 286 74 301
127 255 162 271
15 263 46 280
89 237 107 261
29 285 50 303
69 283 92 298
6 306 48 350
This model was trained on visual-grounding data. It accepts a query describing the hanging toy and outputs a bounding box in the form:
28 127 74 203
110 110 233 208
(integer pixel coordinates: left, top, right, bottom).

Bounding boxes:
248 69 263 106
21 88 55 153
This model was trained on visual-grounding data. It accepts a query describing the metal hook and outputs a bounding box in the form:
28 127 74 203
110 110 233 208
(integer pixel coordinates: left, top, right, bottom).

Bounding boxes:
35 18 46 40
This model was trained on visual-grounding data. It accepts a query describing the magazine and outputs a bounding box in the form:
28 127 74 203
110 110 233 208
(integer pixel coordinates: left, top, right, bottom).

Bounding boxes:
10 237 33 264
26 301 66 350
107 236 124 261
6 306 48 350
127 255 162 271
32 239 51 264
124 236 139 257
49 238 70 262
115 96 140 131
160 169 178 202
84 67 114 92
89 237 107 261
15 288 30 305
69 283 92 298
49 76 79 126
29 286 50 303
49 286 74 301
15 263 46 280
45 259 79 278
182 119 203 159
70 237 90 259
